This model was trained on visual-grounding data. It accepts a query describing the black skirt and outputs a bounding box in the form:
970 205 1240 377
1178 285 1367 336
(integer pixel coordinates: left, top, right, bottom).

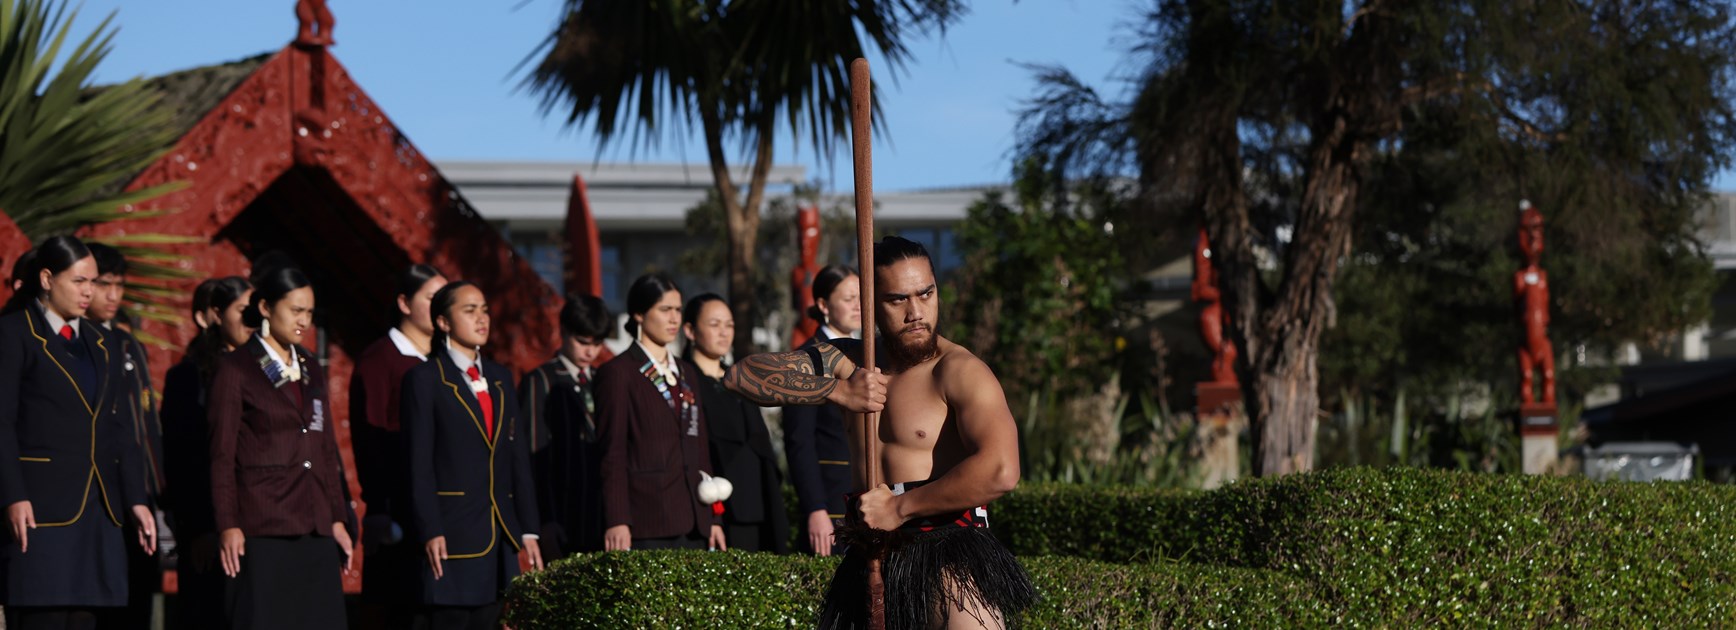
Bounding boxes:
225 535 346 630
0 490 128 607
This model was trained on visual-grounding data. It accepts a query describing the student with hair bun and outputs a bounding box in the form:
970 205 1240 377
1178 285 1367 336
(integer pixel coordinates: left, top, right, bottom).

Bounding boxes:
207 264 352 630
596 274 724 552
161 275 251 630
0 235 155 630
351 263 447 627
401 280 541 629
783 264 860 556
682 293 788 553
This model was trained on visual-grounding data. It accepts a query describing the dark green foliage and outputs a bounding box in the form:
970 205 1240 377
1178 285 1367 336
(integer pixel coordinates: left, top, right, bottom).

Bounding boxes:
1004 470 1736 626
513 469 1736 626
502 548 1326 628
946 161 1126 404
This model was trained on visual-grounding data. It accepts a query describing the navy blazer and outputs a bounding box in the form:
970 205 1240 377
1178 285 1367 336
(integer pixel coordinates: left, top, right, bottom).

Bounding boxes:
207 337 347 538
113 328 165 503
0 305 144 527
596 343 719 540
401 350 537 603
782 329 853 521
518 357 604 554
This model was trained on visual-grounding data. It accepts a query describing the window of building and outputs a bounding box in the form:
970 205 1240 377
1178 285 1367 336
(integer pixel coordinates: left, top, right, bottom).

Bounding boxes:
892 226 963 280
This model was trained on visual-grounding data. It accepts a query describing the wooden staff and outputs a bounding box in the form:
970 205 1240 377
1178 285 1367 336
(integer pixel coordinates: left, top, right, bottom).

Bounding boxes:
848 56 886 630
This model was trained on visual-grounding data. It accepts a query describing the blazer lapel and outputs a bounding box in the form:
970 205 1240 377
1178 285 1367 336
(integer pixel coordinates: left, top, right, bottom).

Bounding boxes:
81 320 112 416
25 308 95 416
487 367 506 444
436 354 491 444
248 337 302 410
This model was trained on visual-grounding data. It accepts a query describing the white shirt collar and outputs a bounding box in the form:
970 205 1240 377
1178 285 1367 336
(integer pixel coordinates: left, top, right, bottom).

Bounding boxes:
821 324 852 341
556 354 589 379
387 327 427 361
637 338 679 379
37 300 78 337
446 341 481 375
257 333 300 373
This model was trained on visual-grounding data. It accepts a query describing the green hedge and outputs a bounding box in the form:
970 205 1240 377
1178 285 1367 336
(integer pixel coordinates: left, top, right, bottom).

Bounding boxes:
509 468 1736 627
503 551 1325 628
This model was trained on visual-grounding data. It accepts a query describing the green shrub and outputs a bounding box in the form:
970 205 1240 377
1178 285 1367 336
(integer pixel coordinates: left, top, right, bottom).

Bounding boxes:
514 469 1736 627
1002 469 1736 626
502 552 1325 628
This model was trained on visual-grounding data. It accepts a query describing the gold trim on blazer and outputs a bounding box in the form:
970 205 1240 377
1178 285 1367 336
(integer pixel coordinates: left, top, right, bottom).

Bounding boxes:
432 359 522 558
23 309 121 527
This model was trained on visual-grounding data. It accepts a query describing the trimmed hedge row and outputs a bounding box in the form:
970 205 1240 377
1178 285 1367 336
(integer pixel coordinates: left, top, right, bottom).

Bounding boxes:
502 551 1324 628
507 469 1736 627
997 469 1736 626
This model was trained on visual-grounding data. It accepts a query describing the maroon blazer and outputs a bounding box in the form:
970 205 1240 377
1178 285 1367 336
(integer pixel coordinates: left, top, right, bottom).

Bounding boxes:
208 336 347 538
596 343 719 540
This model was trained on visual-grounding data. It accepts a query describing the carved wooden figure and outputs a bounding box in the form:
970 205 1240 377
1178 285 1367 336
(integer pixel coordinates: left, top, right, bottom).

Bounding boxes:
789 206 821 348
1515 201 1555 407
1192 227 1238 385
295 0 335 46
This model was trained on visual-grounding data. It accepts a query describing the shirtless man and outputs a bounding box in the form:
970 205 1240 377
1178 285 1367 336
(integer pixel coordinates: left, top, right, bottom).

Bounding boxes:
726 237 1035 630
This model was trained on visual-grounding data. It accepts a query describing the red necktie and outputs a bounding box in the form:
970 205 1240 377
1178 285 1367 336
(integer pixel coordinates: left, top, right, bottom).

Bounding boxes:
468 365 494 438
58 325 73 341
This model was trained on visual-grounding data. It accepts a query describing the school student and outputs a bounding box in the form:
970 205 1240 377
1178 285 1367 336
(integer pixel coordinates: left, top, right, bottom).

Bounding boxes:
207 265 353 630
0 236 155 630
517 293 611 560
401 281 542 629
351 264 446 627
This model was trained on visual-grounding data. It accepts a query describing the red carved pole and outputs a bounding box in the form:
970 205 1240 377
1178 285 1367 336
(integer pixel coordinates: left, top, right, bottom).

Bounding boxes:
848 57 886 630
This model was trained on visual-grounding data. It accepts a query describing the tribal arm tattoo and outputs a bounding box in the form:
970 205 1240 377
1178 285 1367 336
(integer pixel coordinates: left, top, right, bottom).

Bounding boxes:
723 341 854 407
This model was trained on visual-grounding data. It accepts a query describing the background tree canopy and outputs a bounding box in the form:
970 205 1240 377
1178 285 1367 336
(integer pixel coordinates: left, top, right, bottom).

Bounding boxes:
1012 0 1736 474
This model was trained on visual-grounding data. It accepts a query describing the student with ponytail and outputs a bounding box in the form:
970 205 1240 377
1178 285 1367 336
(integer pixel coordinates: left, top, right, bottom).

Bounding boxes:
401 281 541 629
207 264 352 629
783 264 861 556
0 235 155 630
682 293 788 553
596 274 725 552
160 275 251 630
351 264 447 627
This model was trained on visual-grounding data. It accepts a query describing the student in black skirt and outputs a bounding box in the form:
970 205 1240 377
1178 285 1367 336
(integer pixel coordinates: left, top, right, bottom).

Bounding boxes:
682 293 789 553
161 275 252 630
0 236 156 630
402 281 542 629
208 265 353 630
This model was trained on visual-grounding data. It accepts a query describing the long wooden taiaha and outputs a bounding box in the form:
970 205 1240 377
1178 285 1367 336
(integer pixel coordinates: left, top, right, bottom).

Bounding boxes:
848 56 887 630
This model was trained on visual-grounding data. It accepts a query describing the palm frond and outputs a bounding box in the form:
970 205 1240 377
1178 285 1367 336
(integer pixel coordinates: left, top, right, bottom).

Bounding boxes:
0 0 193 344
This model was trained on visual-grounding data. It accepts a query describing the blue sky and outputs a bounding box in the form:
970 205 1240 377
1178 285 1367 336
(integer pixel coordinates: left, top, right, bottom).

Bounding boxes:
71 1 1734 193
72 0 1141 193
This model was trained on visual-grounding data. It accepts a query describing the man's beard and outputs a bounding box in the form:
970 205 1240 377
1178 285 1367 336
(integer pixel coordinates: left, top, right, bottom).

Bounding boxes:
885 325 939 366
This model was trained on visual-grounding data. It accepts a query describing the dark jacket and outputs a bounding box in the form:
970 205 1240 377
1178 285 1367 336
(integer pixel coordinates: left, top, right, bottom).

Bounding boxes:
596 343 720 540
349 335 423 525
699 371 790 553
207 337 347 538
0 305 145 525
518 357 603 555
402 350 537 605
160 353 214 537
113 327 165 503
782 329 853 522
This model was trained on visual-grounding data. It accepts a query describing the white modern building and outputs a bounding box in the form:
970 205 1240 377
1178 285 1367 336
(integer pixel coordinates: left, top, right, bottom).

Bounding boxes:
438 160 987 309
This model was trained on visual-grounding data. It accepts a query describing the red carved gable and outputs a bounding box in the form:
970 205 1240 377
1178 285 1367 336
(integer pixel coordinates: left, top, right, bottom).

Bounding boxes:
81 44 561 594
0 210 32 305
